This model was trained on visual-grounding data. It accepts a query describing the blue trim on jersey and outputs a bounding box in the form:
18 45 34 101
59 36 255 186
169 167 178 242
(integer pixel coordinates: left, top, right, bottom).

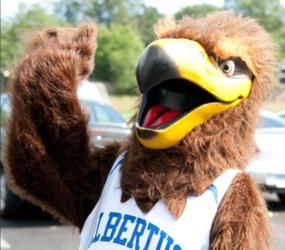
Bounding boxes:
109 158 124 176
208 184 218 204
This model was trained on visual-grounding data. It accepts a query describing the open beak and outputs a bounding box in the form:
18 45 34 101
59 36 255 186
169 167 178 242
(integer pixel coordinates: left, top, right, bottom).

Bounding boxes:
135 38 252 149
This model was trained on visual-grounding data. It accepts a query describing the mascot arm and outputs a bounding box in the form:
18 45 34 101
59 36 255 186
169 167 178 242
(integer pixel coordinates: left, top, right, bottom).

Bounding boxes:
5 23 119 229
209 173 271 250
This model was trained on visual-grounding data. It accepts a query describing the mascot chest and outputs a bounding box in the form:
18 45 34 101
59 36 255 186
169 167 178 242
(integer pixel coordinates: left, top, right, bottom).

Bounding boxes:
79 154 239 250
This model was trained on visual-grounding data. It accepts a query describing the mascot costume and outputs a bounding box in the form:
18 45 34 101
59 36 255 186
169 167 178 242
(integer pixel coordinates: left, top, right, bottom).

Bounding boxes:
5 11 277 250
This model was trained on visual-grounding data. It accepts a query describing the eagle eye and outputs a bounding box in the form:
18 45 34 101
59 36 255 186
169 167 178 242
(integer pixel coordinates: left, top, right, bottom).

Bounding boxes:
220 59 235 76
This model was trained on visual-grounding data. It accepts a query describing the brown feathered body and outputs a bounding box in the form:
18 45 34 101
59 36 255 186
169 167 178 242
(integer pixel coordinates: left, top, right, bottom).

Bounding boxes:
5 12 276 249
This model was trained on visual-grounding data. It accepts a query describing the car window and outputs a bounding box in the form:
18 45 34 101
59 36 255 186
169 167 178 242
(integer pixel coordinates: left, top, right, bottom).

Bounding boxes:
261 116 285 128
80 102 97 124
101 105 126 123
80 100 125 124
0 95 126 126
93 104 113 123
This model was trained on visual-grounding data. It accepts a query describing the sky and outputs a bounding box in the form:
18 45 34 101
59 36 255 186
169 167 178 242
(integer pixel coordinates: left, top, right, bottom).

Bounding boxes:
1 0 225 19
1 0 285 19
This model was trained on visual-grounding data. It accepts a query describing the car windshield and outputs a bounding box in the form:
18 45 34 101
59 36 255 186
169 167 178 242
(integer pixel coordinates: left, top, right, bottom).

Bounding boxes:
80 100 126 125
261 116 285 128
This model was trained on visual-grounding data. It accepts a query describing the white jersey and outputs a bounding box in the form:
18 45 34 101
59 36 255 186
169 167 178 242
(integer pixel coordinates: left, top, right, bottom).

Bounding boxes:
79 153 240 250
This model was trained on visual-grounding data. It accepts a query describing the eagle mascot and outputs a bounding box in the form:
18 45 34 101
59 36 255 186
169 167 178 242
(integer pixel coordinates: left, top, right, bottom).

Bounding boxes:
5 11 277 250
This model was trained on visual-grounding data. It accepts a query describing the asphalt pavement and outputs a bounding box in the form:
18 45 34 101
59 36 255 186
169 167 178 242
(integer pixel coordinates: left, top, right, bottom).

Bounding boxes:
1 194 285 250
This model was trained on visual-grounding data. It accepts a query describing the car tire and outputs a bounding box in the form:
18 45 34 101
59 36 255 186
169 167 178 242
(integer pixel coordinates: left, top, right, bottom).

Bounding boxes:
278 193 285 204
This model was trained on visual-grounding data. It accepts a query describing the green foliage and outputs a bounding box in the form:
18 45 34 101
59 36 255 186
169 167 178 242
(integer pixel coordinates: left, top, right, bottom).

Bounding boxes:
53 0 161 94
55 0 90 24
134 6 162 45
2 0 284 95
175 4 222 20
1 1 151 94
88 0 138 25
91 24 144 94
55 0 159 92
56 0 141 25
224 0 285 59
55 0 161 45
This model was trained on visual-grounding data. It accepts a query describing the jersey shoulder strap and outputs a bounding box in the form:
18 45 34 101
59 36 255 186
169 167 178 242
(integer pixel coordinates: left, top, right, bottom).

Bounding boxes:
208 168 241 205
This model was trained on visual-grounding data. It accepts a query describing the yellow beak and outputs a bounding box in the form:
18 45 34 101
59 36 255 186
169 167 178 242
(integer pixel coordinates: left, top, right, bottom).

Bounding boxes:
135 38 252 149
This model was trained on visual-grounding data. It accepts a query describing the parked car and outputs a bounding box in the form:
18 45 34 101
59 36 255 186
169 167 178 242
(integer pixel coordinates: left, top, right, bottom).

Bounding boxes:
82 99 130 145
247 110 285 203
0 88 130 218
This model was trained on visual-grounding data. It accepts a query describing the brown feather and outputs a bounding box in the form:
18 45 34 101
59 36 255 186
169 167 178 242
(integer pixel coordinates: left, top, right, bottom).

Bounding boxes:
210 173 271 250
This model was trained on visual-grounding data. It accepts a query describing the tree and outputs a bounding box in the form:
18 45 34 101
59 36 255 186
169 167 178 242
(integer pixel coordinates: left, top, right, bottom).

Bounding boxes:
2 1 162 93
175 4 222 20
54 0 162 93
1 4 66 80
55 0 161 45
55 0 92 24
91 24 144 94
56 0 142 26
135 6 162 45
89 0 136 25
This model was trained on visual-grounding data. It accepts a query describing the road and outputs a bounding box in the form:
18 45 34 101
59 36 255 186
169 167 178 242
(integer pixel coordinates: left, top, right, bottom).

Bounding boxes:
268 199 285 250
1 194 285 250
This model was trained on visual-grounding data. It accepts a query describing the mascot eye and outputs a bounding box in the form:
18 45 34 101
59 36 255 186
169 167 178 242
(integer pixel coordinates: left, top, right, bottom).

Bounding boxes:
220 60 235 76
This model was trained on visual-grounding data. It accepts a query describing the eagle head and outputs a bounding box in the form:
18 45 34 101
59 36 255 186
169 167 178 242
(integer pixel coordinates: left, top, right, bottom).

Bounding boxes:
134 11 277 150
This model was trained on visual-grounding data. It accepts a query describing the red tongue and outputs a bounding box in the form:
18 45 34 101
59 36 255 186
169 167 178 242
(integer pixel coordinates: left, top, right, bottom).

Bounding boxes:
143 105 182 128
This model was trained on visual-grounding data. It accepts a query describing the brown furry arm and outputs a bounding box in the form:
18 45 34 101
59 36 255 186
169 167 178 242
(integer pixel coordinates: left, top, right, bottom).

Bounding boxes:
209 173 271 250
5 23 119 229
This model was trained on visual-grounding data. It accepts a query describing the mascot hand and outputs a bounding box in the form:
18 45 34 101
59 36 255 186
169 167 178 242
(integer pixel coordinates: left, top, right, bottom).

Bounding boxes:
26 22 97 82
